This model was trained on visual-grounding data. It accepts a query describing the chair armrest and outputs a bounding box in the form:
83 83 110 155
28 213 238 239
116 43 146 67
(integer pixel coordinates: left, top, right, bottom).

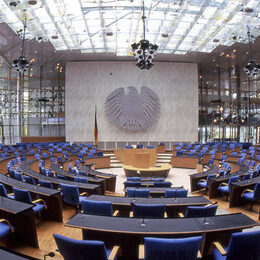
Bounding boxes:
218 182 228 188
178 212 184 218
113 210 119 217
164 212 168 218
108 245 120 260
138 244 144 260
129 211 133 218
0 219 14 232
7 193 14 196
197 250 202 258
80 192 88 197
198 179 206 184
208 242 226 255
33 199 47 209
241 189 254 197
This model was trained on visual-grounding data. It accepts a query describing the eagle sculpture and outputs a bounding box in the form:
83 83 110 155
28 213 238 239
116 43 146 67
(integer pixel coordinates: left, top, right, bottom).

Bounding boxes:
104 86 160 132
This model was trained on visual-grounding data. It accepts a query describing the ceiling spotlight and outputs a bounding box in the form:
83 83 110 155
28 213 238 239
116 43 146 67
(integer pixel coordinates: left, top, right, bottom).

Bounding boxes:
9 1 18 7
106 31 113 36
213 39 219 43
28 0 37 5
51 35 58 39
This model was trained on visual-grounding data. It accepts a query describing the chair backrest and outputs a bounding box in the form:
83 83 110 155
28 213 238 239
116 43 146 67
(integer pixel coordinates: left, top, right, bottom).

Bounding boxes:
24 175 35 185
126 188 150 198
165 189 188 198
226 230 260 260
127 177 141 181
144 236 202 260
14 172 23 182
50 157 56 164
0 184 8 197
228 176 239 186
206 173 217 182
81 200 113 216
243 173 251 180
124 181 141 188
13 187 32 204
60 184 80 205
38 180 53 189
153 182 171 187
53 233 108 260
74 177 87 183
253 183 260 199
185 204 218 218
132 203 165 218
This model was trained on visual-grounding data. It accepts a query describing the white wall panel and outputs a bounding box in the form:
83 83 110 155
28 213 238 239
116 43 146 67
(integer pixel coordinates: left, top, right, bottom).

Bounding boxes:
65 61 198 142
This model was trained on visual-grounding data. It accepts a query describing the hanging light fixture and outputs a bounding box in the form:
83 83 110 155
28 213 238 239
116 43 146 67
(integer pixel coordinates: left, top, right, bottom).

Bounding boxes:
243 29 260 78
131 1 158 70
12 19 32 73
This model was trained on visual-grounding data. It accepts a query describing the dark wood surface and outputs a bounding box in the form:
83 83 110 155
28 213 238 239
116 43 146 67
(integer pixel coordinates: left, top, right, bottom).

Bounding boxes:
66 213 259 260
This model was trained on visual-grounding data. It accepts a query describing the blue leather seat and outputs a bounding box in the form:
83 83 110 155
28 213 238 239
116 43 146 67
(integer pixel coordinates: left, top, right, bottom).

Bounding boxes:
185 204 218 218
12 187 46 214
53 233 119 260
218 176 240 194
126 188 150 198
142 236 202 260
74 176 88 183
60 184 86 207
38 180 53 189
242 183 260 210
81 200 113 216
198 173 217 189
153 182 171 187
23 175 36 185
165 189 188 198
132 203 166 218
0 183 14 199
0 220 15 239
212 230 260 260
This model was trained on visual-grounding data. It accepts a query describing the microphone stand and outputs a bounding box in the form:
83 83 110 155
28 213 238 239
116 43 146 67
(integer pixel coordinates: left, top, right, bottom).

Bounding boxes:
203 202 217 225
174 186 184 202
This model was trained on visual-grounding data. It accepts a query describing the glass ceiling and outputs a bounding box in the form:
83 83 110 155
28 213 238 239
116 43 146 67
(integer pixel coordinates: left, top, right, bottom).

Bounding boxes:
0 0 260 56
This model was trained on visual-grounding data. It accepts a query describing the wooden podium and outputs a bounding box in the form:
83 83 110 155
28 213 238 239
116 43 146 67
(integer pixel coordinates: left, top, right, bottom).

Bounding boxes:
114 148 157 168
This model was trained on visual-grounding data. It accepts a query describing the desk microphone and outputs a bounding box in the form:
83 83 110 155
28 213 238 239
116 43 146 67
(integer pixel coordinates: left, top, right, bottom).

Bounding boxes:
43 252 55 260
174 186 184 202
203 201 218 225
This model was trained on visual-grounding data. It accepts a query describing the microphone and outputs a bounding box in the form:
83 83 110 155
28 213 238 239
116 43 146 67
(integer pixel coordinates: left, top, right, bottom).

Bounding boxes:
203 201 218 225
43 252 55 260
172 186 184 202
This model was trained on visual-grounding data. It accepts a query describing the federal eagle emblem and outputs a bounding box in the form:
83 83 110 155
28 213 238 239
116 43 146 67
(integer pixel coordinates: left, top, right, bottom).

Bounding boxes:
104 86 160 132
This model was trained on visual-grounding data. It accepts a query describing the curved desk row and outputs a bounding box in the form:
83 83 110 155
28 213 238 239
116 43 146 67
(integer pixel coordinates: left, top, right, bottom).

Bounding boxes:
122 164 171 178
87 194 211 217
0 173 63 222
66 213 258 260
19 160 102 195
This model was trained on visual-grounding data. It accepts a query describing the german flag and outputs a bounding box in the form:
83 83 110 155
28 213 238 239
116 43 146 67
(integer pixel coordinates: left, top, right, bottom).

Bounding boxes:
94 106 98 146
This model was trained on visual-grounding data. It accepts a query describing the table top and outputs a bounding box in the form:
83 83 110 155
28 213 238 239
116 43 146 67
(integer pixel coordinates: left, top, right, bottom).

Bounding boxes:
66 213 258 235
87 195 211 206
81 166 116 179
19 161 100 191
0 196 33 214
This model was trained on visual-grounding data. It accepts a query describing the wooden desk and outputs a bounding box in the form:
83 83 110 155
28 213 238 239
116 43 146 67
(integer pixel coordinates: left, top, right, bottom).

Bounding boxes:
87 194 211 217
114 148 157 168
123 164 172 178
84 156 111 169
66 213 258 260
0 173 63 222
0 197 38 248
171 156 199 169
19 161 102 195
157 145 165 153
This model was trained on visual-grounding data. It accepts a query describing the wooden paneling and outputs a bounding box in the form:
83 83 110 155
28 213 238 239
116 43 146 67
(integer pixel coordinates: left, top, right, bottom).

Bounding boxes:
21 136 65 143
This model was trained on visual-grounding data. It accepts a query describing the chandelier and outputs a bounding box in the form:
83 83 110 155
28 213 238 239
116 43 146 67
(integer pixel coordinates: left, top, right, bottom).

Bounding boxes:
243 29 260 78
12 20 32 73
131 1 158 70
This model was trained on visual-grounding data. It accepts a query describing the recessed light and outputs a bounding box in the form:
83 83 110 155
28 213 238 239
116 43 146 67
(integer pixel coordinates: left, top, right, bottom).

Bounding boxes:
245 7 253 13
161 33 168 38
213 39 219 42
106 31 113 36
52 35 58 39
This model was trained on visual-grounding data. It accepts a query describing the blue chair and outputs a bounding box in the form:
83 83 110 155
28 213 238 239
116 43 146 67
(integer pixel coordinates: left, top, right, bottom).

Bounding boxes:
132 203 166 218
141 236 202 260
211 230 260 260
218 176 240 200
126 188 150 198
147 145 153 149
12 187 46 214
23 175 36 185
57 174 67 180
242 183 260 210
81 200 115 216
14 172 24 182
74 176 88 183
53 233 119 260
0 183 14 199
38 180 53 189
153 182 171 187
198 174 217 191
127 177 141 181
125 181 141 188
137 144 143 149
50 157 56 164
184 204 218 218
165 189 188 198
0 219 15 239
243 172 251 180
60 184 86 209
